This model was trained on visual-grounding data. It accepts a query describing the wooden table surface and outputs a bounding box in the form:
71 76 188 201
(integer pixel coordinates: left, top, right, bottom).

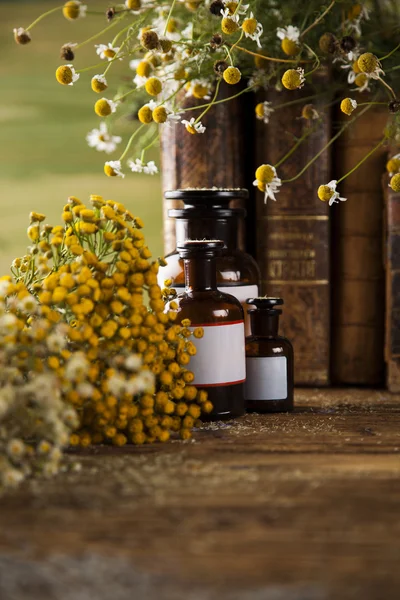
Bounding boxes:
1 389 400 600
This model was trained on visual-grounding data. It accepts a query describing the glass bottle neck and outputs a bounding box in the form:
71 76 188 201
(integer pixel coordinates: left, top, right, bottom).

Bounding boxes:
176 217 237 250
250 312 280 337
184 257 217 292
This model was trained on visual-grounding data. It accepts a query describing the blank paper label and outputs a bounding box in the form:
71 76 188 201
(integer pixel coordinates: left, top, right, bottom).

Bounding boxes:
218 285 258 336
245 357 287 400
189 321 246 386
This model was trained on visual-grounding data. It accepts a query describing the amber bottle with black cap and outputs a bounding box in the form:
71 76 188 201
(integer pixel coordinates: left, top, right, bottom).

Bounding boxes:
158 189 260 334
174 239 246 420
245 297 294 413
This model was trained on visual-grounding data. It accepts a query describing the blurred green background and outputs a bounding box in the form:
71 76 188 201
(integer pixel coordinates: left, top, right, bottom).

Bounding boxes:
0 0 163 274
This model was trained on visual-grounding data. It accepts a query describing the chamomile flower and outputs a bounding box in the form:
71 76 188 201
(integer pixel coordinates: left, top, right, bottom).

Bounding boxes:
13 27 31 45
62 1 87 21
222 1 249 15
386 154 400 177
345 4 370 36
242 13 263 48
317 180 347 206
104 160 125 178
86 122 122 154
128 159 158 174
253 164 282 203
95 43 121 61
185 79 212 100
340 98 357 116
255 101 274 124
282 67 305 90
18 295 38 314
221 9 240 35
390 173 400 193
352 73 371 93
277 25 300 56
357 52 384 79
94 98 118 117
182 118 206 134
55 64 79 86
91 74 108 93
152 105 181 125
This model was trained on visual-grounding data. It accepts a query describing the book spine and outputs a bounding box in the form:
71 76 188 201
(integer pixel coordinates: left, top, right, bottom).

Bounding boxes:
384 173 400 392
256 87 331 385
331 106 387 385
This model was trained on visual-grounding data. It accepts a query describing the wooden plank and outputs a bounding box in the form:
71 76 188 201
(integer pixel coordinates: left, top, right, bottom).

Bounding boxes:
1 389 400 599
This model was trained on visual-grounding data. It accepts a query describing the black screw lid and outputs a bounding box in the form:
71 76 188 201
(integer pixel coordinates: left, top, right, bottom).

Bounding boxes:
166 188 248 219
246 297 284 315
177 239 225 259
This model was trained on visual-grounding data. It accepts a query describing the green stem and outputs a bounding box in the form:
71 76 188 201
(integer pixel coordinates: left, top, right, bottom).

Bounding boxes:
303 43 320 78
336 137 386 184
164 0 178 36
300 0 336 39
230 30 244 55
76 50 135 74
379 41 400 61
119 125 146 161
140 133 160 162
26 5 63 31
234 45 312 64
275 126 318 169
377 77 397 99
195 79 221 123
224 44 234 66
181 84 256 113
75 18 124 50
281 103 373 183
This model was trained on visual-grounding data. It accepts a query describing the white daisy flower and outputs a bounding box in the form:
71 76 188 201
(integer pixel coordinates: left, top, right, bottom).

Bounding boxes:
345 6 370 36
182 118 206 134
7 439 25 459
95 43 121 61
125 354 142 371
256 101 274 124
86 122 122 154
253 165 282 203
242 12 263 48
351 73 371 93
128 159 158 175
318 180 347 206
222 0 249 15
104 160 125 178
185 78 213 101
65 353 89 382
1 468 24 488
276 25 300 42
18 294 38 314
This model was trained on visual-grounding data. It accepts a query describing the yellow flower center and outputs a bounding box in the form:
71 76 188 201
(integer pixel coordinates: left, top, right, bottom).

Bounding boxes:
152 106 168 124
126 0 141 9
281 69 302 90
138 105 153 124
136 60 151 78
91 77 107 93
255 164 275 183
223 66 241 85
255 103 264 118
281 38 300 57
357 52 379 74
55 65 73 85
354 73 368 88
225 1 238 14
242 18 257 35
185 124 197 134
94 99 112 117
62 1 81 20
221 17 239 35
145 77 162 96
104 164 118 177
340 98 356 116
390 173 400 193
352 60 361 74
192 83 209 99
317 185 334 202
386 158 400 175
166 18 178 33
103 48 116 59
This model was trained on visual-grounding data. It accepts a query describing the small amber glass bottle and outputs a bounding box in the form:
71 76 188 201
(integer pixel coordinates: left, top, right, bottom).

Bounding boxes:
158 189 260 335
174 240 246 420
245 297 294 413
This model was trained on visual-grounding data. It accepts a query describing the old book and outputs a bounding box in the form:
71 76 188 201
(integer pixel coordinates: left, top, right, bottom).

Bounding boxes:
384 173 400 392
255 82 331 385
331 106 387 385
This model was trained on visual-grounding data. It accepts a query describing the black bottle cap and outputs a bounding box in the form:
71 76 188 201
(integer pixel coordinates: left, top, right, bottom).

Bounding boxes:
166 188 248 219
177 239 225 258
246 296 284 315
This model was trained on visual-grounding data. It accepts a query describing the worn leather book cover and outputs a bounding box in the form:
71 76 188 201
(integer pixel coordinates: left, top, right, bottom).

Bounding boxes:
332 106 387 385
256 82 331 385
384 173 400 391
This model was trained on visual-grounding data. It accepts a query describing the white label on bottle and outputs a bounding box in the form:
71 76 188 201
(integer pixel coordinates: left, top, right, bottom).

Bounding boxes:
218 285 258 336
245 357 287 400
189 321 246 386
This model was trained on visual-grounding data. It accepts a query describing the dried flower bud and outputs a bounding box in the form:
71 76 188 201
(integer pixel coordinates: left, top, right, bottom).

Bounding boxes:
209 0 224 15
318 32 337 54
210 33 223 49
213 59 228 75
140 29 159 50
13 27 31 45
388 100 400 114
340 35 356 53
106 7 116 21
60 43 76 61
301 104 319 120
159 38 172 53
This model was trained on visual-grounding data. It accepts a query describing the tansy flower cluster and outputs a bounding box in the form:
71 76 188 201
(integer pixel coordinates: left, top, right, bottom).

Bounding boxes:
0 279 80 491
8 196 211 457
13 1 400 201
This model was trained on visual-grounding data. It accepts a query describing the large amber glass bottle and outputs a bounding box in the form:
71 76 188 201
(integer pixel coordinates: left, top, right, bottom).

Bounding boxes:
245 297 294 413
158 189 260 334
174 240 246 420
